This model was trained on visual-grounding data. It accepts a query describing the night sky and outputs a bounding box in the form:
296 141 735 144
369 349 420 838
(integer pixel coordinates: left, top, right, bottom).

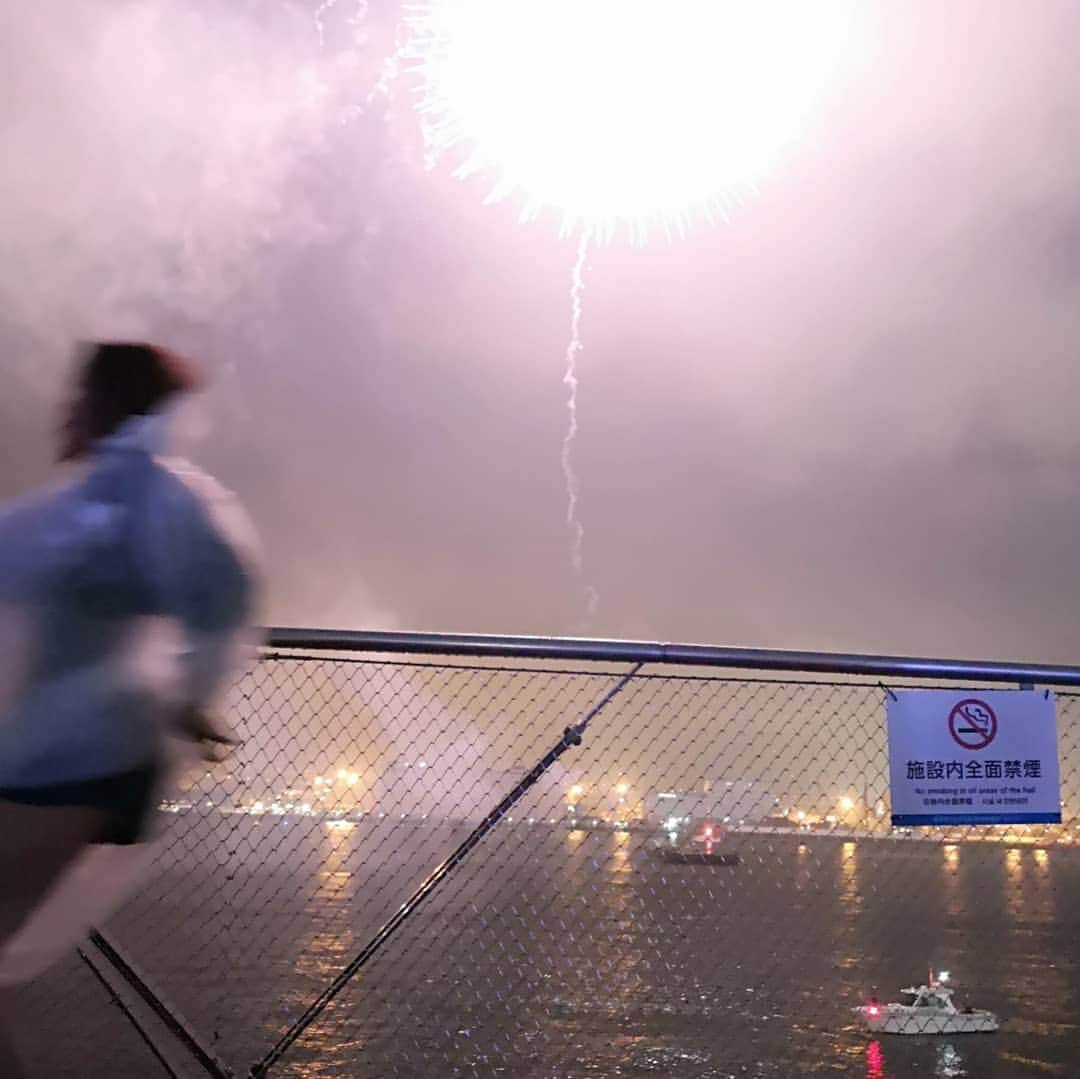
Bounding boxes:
4 0 1080 663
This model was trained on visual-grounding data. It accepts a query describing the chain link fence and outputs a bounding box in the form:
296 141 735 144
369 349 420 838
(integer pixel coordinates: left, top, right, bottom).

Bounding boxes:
13 635 1080 1077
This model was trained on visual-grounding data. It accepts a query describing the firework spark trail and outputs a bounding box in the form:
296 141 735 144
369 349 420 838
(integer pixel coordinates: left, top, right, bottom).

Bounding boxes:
315 0 373 52
561 229 599 623
313 0 339 47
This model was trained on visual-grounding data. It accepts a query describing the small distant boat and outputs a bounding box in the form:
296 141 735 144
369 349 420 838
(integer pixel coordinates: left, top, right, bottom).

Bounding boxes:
855 971 998 1035
650 821 740 865
655 848 740 865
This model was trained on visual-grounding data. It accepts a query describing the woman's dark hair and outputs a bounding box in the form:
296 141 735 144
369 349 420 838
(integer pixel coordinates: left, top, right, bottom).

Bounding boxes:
78 341 203 440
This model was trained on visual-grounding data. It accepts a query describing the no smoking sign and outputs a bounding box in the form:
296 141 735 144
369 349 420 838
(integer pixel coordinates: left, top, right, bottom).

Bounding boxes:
948 698 997 750
887 689 1060 826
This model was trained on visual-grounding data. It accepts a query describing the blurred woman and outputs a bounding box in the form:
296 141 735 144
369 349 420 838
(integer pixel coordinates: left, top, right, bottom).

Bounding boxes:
0 342 259 1075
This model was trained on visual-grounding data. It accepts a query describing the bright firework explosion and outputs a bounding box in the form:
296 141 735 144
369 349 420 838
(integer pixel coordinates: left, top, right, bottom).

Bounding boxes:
404 0 857 621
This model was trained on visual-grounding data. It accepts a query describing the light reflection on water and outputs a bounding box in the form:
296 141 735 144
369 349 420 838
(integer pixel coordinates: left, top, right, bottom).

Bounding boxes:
866 1036 968 1078
840 841 860 912
293 821 357 983
835 840 862 974
611 828 631 875
866 1040 884 1079
943 843 961 918
1005 845 1055 925
935 1042 966 1077
603 829 647 1015
1005 846 1023 914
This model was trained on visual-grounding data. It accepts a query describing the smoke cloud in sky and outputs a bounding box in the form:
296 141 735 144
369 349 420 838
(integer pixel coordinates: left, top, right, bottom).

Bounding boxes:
1 2 347 349
4 0 1080 662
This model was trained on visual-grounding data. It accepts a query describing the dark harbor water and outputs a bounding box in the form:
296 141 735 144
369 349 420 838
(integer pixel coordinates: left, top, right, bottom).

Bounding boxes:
16 818 1080 1077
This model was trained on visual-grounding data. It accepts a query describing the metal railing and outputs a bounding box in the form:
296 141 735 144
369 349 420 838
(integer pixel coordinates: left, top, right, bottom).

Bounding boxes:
15 628 1080 1078
267 626 1080 684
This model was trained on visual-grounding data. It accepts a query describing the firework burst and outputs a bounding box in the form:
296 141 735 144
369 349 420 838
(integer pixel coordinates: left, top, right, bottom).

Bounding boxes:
404 0 855 243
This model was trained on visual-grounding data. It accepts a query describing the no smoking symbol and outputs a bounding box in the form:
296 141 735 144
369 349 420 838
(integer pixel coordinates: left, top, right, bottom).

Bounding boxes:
949 699 997 750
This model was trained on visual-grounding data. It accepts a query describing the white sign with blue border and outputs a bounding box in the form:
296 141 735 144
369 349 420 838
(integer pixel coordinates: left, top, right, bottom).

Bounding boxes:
886 689 1060 826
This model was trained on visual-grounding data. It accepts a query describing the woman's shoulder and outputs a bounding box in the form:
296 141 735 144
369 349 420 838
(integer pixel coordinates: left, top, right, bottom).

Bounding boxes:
150 457 262 586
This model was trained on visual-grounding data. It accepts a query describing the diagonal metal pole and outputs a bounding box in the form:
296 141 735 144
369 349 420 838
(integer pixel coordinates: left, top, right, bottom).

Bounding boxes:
248 662 644 1078
90 930 234 1078
79 945 182 1079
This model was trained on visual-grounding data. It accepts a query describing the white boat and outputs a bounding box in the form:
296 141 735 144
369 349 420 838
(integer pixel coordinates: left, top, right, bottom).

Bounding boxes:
855 971 999 1035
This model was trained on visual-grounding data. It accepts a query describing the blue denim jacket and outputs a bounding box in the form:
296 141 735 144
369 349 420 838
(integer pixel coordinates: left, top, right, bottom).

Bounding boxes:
0 415 258 786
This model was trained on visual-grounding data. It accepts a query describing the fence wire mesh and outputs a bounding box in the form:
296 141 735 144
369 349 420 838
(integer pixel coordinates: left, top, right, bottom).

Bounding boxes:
14 646 1080 1078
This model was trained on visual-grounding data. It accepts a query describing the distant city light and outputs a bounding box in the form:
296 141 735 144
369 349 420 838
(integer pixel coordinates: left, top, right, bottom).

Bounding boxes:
176 772 1079 851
